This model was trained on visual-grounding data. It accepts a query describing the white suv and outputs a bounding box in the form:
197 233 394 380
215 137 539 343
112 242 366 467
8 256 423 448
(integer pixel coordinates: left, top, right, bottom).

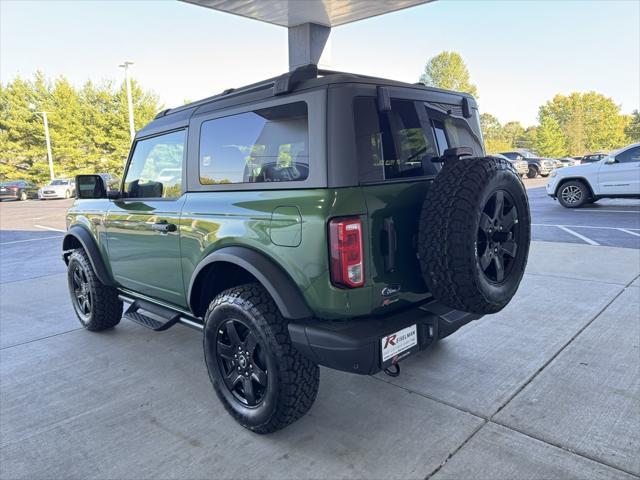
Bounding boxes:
547 143 640 208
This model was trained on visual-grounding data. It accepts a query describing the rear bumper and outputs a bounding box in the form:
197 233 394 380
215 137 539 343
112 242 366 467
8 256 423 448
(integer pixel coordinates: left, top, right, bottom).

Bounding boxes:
288 300 482 375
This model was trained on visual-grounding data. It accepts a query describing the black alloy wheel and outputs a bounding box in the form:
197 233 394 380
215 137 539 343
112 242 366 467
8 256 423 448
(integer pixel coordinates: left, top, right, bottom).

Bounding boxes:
71 263 92 320
418 156 531 314
477 190 519 283
66 249 122 331
203 283 319 433
216 318 268 407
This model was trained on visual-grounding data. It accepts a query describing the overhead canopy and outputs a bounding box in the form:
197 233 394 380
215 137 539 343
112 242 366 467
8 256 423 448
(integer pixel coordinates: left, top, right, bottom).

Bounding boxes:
181 0 433 28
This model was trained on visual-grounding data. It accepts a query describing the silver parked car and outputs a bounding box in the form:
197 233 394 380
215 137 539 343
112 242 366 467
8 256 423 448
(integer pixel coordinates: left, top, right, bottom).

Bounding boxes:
38 178 76 200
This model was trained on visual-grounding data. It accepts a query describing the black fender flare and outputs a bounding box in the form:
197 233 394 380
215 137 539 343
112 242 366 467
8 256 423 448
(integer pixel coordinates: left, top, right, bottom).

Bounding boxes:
187 246 312 320
62 226 114 286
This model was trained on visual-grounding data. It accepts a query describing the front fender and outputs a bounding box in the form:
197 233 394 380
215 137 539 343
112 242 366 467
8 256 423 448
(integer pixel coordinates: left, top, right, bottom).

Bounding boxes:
62 226 114 286
187 246 312 320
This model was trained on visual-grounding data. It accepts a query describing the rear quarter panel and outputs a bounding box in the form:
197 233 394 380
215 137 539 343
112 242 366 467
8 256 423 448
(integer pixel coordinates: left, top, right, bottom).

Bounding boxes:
179 187 373 319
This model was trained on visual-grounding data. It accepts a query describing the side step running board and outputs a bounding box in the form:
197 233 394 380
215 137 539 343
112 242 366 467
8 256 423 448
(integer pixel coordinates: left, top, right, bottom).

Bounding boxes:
119 295 203 332
124 300 180 331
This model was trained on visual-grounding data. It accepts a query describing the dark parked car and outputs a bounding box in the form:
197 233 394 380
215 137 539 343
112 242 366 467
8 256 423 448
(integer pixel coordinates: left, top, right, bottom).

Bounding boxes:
0 180 39 201
500 150 556 178
63 65 531 433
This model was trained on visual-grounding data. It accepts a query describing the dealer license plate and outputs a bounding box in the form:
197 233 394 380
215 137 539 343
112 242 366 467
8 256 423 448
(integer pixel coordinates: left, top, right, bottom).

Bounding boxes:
381 324 418 368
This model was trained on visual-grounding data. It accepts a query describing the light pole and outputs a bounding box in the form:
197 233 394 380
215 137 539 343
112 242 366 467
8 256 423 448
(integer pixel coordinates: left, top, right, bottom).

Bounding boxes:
119 61 136 141
29 104 55 180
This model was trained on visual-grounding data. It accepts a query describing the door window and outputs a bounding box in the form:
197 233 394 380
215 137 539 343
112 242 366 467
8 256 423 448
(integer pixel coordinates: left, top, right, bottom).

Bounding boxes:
199 102 309 184
124 130 186 199
615 146 640 163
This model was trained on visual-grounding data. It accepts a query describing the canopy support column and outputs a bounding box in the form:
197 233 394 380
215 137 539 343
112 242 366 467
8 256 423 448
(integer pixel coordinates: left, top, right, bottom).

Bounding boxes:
288 23 331 71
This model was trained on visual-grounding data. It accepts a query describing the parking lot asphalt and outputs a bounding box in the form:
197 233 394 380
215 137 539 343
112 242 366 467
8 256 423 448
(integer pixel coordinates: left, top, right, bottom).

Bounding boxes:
1 187 639 480
528 181 640 249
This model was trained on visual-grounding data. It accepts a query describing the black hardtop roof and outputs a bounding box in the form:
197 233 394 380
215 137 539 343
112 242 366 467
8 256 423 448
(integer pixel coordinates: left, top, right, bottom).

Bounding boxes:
154 65 475 121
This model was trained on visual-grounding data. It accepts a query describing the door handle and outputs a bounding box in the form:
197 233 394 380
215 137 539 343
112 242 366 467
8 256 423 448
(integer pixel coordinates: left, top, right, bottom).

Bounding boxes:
151 221 177 233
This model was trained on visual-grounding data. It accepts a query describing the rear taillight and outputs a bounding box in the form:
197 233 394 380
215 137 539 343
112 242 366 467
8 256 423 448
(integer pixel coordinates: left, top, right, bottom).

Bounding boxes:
329 217 364 288
8 186 18 191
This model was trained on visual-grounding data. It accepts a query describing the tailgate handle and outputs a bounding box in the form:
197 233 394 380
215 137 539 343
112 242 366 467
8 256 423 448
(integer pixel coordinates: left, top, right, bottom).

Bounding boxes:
382 217 397 273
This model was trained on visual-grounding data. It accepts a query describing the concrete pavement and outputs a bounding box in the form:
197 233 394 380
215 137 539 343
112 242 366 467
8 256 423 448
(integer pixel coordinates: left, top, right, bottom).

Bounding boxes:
1 197 639 479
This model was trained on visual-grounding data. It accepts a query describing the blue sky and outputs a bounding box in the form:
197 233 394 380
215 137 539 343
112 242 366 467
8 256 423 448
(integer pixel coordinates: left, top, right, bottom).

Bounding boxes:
1 0 638 126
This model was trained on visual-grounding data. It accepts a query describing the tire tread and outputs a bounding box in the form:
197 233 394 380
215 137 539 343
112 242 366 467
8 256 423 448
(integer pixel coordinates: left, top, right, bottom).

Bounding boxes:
204 283 319 434
418 157 530 314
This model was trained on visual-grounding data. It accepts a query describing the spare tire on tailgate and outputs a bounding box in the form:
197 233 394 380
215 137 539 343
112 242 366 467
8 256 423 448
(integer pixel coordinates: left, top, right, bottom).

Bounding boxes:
418 156 531 314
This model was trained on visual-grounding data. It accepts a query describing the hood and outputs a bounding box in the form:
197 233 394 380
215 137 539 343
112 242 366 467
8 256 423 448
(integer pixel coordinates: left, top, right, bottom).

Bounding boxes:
555 161 600 176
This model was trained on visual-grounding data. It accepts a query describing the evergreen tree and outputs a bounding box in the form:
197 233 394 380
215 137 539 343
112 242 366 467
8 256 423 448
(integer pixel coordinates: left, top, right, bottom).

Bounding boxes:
0 73 161 183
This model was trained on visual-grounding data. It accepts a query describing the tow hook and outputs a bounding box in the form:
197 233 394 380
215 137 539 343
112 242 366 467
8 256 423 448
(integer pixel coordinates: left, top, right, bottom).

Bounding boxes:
383 363 400 377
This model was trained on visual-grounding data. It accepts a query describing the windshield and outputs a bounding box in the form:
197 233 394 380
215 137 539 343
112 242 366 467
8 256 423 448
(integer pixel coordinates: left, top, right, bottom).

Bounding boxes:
49 179 68 185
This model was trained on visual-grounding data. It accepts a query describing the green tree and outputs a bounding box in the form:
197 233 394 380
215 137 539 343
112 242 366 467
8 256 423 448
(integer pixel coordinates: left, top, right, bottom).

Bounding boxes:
625 110 640 142
0 73 161 183
419 51 478 97
538 92 628 155
535 115 565 157
502 122 527 149
480 113 510 153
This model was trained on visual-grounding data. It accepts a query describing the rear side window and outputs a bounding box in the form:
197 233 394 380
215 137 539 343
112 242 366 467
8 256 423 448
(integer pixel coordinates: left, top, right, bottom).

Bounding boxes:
354 98 439 183
199 102 309 184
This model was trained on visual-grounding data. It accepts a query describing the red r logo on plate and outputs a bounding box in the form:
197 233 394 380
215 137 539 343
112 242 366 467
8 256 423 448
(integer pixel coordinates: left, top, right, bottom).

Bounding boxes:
384 335 397 348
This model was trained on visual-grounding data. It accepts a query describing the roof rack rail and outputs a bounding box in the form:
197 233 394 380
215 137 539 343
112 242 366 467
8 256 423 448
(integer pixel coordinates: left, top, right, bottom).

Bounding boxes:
154 108 171 119
159 64 406 119
273 64 318 96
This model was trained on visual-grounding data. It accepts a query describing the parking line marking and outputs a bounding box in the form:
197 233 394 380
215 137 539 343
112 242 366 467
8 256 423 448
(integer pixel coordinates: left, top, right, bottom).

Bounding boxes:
618 228 640 238
34 224 66 233
569 209 640 214
0 235 63 245
557 226 600 246
533 223 640 231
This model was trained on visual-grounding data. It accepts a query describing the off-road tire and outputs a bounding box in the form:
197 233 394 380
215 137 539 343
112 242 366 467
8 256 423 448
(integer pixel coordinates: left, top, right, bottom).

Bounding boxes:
526 165 539 178
418 157 531 314
67 249 122 331
557 180 589 208
203 283 319 434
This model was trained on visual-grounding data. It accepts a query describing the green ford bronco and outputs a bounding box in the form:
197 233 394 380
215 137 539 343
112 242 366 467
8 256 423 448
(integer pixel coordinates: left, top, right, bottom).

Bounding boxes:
63 65 530 433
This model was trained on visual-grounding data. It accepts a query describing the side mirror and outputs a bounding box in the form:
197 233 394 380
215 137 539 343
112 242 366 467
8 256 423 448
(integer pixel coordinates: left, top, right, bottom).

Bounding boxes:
75 174 107 199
